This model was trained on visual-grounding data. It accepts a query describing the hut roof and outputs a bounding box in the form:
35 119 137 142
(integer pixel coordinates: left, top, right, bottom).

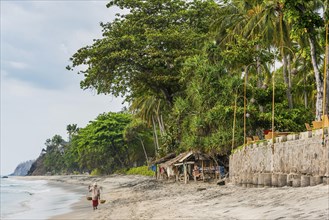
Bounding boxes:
193 152 212 161
160 151 211 168
161 151 192 168
152 152 176 165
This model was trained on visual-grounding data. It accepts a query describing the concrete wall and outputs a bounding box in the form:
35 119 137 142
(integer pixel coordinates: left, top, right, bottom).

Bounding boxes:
229 128 329 187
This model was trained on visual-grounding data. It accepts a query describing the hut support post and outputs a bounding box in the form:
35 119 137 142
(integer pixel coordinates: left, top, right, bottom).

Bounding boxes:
155 164 157 180
184 162 188 184
202 160 204 181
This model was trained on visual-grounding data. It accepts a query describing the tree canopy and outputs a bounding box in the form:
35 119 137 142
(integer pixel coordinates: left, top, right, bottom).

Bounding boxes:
67 0 220 106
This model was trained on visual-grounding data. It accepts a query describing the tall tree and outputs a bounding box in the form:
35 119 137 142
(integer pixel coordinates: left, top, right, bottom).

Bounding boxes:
67 112 133 174
284 0 325 120
67 0 219 107
44 135 66 174
123 118 154 165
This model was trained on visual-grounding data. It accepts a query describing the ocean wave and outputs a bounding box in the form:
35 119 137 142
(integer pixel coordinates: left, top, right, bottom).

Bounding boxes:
1 178 84 220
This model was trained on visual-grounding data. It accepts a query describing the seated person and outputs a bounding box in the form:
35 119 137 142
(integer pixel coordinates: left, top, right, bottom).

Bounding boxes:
192 164 201 180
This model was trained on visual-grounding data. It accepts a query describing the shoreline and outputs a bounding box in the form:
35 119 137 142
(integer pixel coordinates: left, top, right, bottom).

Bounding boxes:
18 175 329 220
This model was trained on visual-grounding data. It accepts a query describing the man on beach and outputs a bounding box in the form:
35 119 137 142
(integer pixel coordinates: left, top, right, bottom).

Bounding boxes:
88 182 101 210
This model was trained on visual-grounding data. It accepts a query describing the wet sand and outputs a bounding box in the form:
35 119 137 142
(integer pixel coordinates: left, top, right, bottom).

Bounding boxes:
21 175 329 220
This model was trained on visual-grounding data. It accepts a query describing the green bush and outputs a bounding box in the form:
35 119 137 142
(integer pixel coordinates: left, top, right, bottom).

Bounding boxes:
126 166 155 176
114 168 128 174
90 168 102 176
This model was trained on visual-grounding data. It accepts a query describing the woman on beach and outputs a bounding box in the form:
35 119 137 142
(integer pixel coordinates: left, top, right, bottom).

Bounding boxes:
88 182 101 210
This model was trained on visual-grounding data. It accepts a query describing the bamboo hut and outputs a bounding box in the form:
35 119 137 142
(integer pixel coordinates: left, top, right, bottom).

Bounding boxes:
159 151 216 184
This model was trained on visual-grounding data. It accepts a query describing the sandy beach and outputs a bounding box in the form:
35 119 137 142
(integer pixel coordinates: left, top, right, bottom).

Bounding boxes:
19 175 328 220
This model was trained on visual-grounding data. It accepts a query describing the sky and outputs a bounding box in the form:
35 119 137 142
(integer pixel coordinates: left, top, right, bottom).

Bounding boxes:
1 0 125 175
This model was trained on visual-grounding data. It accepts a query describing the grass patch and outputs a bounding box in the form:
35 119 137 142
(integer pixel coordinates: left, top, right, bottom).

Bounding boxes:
125 166 155 176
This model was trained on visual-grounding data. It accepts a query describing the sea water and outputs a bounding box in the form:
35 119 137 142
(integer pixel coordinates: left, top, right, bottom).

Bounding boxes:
0 176 84 220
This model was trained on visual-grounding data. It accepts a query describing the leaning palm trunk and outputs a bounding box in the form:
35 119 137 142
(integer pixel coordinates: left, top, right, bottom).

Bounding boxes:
138 137 149 166
157 114 166 136
308 35 323 120
152 115 159 153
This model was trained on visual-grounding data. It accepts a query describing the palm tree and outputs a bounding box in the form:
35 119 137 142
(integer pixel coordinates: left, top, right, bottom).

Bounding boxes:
213 0 295 108
283 0 326 119
66 124 79 142
129 94 169 155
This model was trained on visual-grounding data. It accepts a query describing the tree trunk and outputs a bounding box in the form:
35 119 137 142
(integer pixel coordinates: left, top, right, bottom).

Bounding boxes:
125 146 131 167
308 35 323 120
282 54 293 108
138 137 149 166
256 44 264 112
152 115 159 154
303 72 308 108
157 114 165 136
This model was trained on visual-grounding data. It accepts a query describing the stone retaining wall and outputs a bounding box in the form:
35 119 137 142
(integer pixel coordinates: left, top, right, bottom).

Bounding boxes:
229 128 329 187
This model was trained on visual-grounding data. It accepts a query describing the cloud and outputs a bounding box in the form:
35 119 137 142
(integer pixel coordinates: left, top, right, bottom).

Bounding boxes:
7 61 29 70
1 0 118 90
0 1 125 175
1 70 125 175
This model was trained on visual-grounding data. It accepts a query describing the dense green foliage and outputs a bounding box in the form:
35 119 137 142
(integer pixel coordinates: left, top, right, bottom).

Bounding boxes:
39 0 328 175
40 112 155 175
43 135 66 174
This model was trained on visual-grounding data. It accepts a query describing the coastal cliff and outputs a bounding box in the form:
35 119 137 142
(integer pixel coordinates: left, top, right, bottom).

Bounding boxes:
10 160 35 176
27 155 48 176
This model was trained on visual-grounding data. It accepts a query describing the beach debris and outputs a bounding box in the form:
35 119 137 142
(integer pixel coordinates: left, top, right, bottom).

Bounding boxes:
217 179 226 186
197 187 206 191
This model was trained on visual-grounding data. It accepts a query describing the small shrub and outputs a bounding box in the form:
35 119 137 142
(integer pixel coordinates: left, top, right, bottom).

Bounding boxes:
126 166 155 176
90 168 102 176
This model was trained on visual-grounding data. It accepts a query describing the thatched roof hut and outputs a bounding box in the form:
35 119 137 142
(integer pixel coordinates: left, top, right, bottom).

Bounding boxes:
158 151 214 183
152 152 176 165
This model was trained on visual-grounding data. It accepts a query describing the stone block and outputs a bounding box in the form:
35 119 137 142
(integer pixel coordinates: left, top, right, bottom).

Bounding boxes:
237 175 243 185
272 173 278 187
257 142 265 148
287 174 293 187
292 174 301 187
287 134 299 141
310 176 323 186
276 136 287 143
257 173 264 186
252 173 258 185
323 177 329 185
301 175 310 187
313 128 328 136
240 173 247 184
277 174 287 187
247 173 253 184
299 131 312 139
263 173 272 187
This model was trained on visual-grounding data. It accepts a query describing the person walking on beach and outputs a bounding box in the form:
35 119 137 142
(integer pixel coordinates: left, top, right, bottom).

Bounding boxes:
88 182 101 210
